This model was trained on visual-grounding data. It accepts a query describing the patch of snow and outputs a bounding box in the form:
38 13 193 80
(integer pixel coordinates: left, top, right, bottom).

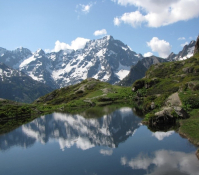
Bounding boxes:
122 46 128 51
28 71 43 81
128 46 133 51
114 62 131 80
19 56 36 68
101 73 110 81
187 46 194 58
96 49 106 57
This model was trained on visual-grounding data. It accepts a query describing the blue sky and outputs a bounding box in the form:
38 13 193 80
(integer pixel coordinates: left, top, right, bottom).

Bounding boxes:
0 0 199 58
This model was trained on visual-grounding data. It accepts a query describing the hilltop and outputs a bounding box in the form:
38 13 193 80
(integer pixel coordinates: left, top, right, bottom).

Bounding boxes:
34 78 133 110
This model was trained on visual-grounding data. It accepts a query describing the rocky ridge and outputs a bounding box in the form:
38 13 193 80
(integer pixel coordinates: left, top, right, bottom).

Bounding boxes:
167 40 196 61
0 36 142 89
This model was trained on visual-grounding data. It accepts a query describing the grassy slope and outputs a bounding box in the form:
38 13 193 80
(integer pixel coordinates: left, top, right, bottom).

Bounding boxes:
132 53 199 146
34 78 133 111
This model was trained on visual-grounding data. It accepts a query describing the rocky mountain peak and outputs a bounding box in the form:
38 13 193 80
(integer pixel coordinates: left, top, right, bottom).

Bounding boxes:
13 47 32 55
194 35 199 55
35 48 45 55
167 40 196 61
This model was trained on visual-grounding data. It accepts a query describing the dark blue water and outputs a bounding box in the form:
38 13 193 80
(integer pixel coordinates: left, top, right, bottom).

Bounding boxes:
0 107 199 175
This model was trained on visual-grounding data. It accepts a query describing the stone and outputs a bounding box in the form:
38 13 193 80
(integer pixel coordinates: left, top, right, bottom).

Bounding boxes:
173 106 189 119
182 67 194 73
151 102 155 110
165 92 182 107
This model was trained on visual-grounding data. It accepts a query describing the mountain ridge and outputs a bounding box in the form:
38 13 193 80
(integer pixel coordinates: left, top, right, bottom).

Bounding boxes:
0 62 53 103
0 36 142 88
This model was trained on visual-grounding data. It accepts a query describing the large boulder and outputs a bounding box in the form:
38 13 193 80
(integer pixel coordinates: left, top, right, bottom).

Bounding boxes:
165 92 182 107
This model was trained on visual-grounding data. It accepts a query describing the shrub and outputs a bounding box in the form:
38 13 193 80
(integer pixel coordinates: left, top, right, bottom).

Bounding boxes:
183 95 199 109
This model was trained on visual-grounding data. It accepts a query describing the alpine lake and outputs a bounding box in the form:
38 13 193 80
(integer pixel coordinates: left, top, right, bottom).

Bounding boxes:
0 106 199 175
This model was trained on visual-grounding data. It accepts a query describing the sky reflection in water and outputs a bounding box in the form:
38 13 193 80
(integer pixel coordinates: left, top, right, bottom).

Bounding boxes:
0 107 199 175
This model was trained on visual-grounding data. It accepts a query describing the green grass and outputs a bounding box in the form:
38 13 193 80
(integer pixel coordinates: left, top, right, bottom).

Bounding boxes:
179 109 199 145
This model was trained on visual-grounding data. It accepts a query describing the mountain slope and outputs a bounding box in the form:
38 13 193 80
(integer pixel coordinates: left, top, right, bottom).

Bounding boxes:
0 62 53 103
0 36 142 88
118 56 167 86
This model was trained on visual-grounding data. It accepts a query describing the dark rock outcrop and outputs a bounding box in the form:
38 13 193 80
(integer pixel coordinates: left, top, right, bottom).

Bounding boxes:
194 35 199 55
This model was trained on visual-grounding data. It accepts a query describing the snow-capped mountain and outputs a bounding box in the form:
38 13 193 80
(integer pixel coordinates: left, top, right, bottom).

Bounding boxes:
0 36 142 88
0 108 142 151
167 40 196 61
0 62 53 103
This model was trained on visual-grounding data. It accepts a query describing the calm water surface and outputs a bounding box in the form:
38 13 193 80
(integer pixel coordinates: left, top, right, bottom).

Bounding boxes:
0 107 199 175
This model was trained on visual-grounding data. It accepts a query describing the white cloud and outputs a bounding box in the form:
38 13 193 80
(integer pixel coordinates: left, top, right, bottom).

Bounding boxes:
178 37 185 40
112 0 199 28
113 17 121 26
53 41 71 52
70 37 90 50
94 29 107 36
51 37 90 52
114 11 145 27
181 41 189 47
77 2 95 14
147 37 171 58
144 52 153 57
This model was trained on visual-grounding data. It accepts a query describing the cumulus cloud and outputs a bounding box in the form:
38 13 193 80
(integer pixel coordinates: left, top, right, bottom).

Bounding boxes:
178 37 185 40
94 29 107 36
147 37 171 58
112 0 199 27
143 52 153 57
70 37 90 50
181 41 189 47
114 11 145 27
52 41 71 52
51 37 90 52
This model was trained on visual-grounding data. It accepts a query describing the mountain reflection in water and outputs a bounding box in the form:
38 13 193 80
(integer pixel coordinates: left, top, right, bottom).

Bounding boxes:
0 107 141 151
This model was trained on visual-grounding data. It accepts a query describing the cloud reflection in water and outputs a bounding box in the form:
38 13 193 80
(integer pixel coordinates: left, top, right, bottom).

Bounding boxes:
121 149 199 175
